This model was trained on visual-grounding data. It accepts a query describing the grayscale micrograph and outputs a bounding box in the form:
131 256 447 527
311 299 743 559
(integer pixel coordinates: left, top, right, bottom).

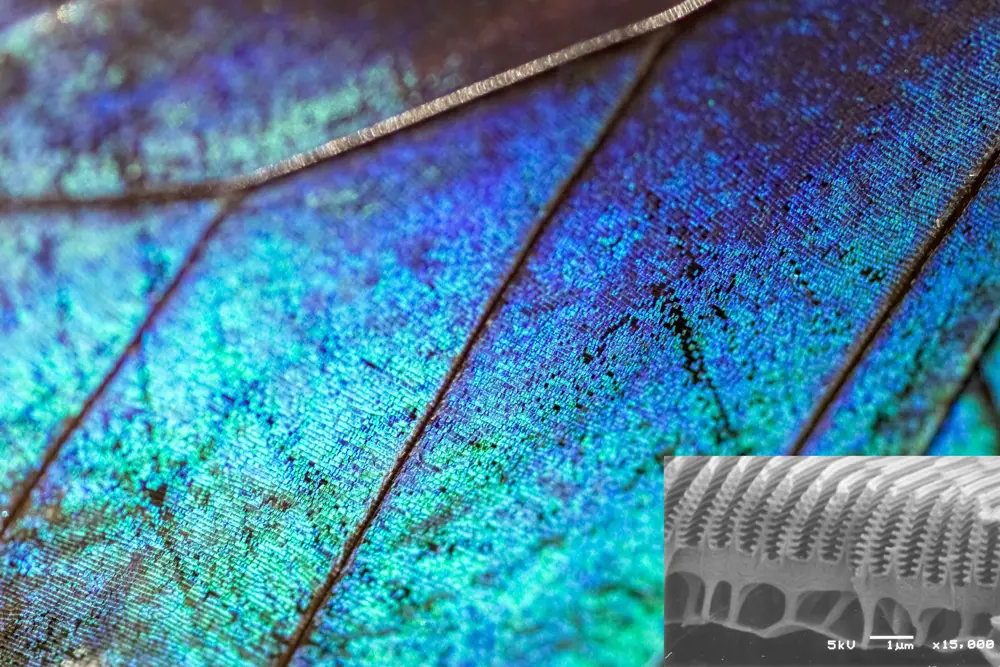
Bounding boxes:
664 457 1000 667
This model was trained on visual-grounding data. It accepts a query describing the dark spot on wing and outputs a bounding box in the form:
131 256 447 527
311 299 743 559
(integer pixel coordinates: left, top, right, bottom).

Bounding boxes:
0 53 27 100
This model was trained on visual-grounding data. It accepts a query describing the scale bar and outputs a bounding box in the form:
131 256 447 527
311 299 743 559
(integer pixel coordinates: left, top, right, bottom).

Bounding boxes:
871 635 914 640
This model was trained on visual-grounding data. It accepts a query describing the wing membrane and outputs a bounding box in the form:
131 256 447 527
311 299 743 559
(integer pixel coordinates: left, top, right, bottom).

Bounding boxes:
803 165 1000 454
0 203 220 508
0 45 648 665
0 0 701 198
295 1 1000 663
1 0 999 665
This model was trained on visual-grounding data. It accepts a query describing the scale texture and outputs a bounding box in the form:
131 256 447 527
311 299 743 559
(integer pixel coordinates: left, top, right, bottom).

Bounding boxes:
0 204 218 508
803 161 1000 455
298 1 1000 665
929 379 1000 455
0 0 999 665
928 335 1000 455
665 457 1000 664
0 46 645 665
0 0 683 197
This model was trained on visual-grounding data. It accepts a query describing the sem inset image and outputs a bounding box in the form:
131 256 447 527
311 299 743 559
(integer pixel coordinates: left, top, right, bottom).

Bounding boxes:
664 457 1000 666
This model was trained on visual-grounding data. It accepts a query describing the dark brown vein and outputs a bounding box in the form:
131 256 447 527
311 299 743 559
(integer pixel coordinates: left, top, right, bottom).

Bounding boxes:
272 30 675 667
0 0 712 215
0 194 245 537
920 324 1000 453
790 142 1000 455
978 355 1000 436
0 182 230 212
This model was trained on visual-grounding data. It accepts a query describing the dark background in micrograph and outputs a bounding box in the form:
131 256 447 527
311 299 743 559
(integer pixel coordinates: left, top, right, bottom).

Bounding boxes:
664 622 990 666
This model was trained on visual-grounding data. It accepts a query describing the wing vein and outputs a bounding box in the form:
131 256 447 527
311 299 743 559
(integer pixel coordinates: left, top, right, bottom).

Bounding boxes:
0 0 712 214
0 194 246 537
790 142 1000 455
978 353 1000 436
271 29 676 667
920 324 1000 453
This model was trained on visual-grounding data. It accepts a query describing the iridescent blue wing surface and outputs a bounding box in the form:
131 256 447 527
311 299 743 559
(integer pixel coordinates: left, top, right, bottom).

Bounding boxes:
0 32 660 666
0 0 703 198
1 0 999 665
297 2 1000 664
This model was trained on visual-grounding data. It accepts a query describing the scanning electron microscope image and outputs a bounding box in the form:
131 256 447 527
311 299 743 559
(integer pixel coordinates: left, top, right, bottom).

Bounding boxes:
664 457 1000 666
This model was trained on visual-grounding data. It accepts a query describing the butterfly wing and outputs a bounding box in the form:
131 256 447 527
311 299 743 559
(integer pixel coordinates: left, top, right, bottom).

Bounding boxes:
1 0 999 665
296 2 1000 663
0 202 219 509
804 166 1000 455
0 0 697 198
927 334 1000 455
0 41 653 664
